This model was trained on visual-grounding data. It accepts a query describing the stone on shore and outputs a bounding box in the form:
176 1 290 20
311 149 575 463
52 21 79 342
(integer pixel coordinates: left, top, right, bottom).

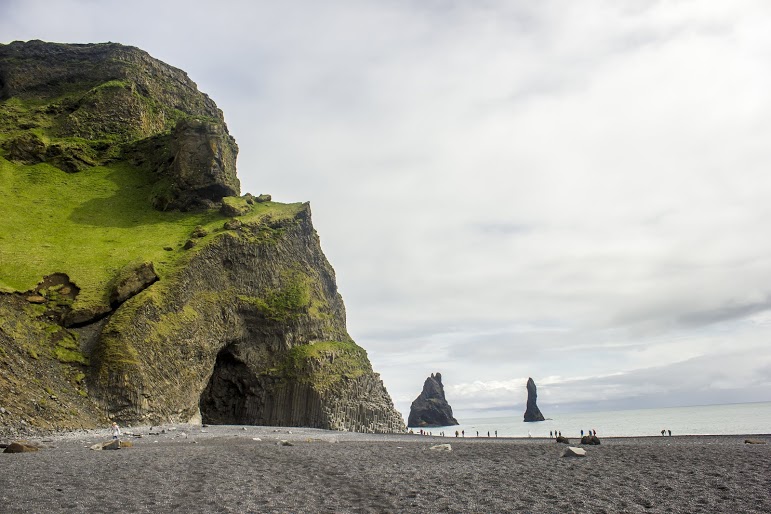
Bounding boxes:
555 436 571 444
562 446 586 457
581 435 601 445
4 442 39 453
430 444 452 452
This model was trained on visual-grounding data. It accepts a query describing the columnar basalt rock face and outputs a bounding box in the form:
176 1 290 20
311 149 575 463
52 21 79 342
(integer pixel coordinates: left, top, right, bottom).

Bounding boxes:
88 205 405 433
408 372 459 427
524 377 545 422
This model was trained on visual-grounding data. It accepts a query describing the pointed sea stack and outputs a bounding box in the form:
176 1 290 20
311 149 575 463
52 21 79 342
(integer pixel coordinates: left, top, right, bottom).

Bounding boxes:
408 372 459 427
523 377 545 422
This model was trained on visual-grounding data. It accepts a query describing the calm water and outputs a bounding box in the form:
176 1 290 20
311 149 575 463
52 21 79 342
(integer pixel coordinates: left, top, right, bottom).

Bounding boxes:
410 402 771 438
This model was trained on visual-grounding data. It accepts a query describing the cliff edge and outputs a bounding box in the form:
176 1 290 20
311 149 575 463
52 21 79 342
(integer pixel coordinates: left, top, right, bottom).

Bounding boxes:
0 41 405 435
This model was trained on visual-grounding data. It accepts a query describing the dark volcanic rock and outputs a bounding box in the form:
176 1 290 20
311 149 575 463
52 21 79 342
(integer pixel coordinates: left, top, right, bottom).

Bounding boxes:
581 435 601 445
0 40 240 207
0 40 405 435
523 377 545 422
108 262 158 307
408 372 458 427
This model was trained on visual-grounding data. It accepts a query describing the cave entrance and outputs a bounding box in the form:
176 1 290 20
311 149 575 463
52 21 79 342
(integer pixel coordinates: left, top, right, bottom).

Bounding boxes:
199 344 264 425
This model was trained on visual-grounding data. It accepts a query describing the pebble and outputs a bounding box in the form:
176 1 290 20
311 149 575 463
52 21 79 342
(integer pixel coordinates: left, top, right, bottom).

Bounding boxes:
0 407 6 414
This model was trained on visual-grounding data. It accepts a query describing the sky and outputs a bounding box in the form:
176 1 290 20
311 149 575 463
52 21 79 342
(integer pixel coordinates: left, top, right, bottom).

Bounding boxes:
3 0 771 420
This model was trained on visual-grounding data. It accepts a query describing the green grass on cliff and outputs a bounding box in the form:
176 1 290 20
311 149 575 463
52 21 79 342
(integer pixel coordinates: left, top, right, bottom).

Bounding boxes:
0 156 303 312
280 341 372 393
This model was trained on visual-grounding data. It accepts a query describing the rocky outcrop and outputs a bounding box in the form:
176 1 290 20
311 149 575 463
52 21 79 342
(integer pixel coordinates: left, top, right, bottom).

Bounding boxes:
407 372 458 427
0 41 405 435
87 204 404 433
0 40 240 207
523 377 545 422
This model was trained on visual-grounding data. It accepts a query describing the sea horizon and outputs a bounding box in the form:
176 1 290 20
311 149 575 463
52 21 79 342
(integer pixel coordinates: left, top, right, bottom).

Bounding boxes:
409 400 771 438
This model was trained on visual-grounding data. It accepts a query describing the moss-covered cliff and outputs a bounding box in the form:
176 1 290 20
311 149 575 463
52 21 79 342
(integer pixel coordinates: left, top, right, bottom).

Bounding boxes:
0 40 404 435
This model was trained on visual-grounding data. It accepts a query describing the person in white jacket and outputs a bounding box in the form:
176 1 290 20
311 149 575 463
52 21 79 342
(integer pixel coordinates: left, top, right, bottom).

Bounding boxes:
111 422 121 440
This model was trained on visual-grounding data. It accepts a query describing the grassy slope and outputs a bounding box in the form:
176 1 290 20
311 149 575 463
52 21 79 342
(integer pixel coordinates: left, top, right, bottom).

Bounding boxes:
0 155 303 312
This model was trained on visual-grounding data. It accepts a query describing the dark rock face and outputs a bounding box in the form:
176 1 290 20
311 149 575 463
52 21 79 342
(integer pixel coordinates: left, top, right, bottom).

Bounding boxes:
0 41 404 435
408 372 458 427
0 40 240 208
88 205 405 433
108 262 158 307
523 377 545 422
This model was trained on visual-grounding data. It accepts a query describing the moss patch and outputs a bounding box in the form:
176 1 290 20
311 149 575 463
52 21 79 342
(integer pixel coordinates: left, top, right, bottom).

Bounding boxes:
278 341 372 393
0 155 305 313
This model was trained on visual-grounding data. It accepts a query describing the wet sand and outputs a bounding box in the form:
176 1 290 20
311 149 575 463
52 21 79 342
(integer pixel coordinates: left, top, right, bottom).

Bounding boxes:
1 425 770 513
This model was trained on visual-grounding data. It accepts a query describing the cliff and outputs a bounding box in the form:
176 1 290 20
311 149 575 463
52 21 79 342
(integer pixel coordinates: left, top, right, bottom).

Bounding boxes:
407 372 458 427
523 377 545 422
0 40 405 435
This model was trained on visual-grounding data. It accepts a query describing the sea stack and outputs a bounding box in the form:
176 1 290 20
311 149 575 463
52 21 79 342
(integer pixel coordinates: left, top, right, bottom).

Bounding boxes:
523 377 545 422
408 372 459 427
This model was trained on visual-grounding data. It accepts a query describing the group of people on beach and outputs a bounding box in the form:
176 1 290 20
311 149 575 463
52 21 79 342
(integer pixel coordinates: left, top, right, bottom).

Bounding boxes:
661 429 673 436
408 429 499 437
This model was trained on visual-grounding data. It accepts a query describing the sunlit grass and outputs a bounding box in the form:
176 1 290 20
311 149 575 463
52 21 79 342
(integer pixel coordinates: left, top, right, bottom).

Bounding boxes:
0 156 303 311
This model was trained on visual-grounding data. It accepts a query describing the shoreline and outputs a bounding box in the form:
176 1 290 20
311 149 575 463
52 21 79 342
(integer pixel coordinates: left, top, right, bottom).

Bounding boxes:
3 421 771 445
3 425 769 513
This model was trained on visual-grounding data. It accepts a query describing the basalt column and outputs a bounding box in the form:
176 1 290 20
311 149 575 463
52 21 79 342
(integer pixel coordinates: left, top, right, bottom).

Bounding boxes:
523 377 545 422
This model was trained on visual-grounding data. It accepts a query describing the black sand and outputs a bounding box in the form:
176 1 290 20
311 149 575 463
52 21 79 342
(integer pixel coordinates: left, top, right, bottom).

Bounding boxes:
2 425 770 513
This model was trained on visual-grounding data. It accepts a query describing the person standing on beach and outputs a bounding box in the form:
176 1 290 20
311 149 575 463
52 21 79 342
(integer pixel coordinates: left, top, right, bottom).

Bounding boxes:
111 422 121 440
668 429 672 436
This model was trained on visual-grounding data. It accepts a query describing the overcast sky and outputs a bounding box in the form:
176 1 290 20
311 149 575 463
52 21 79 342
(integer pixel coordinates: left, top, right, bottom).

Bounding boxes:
3 0 771 420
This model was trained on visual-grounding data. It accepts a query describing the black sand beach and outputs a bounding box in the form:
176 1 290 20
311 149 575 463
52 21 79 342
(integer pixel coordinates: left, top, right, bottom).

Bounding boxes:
2 425 770 513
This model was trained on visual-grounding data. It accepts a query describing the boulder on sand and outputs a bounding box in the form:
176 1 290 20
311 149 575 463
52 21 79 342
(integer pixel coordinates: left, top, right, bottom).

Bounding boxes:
555 436 571 444
581 435 601 445
562 446 586 458
4 442 39 453
429 444 452 452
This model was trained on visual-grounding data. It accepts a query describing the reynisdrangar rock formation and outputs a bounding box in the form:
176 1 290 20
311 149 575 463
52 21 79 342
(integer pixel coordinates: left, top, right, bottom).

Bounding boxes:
408 372 459 427
0 40 405 435
523 377 545 422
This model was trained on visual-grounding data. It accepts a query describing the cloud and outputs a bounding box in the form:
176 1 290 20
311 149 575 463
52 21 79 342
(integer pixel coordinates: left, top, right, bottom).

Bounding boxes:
3 0 771 419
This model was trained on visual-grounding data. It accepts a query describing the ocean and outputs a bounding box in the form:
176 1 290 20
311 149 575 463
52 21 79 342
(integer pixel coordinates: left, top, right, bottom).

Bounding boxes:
410 401 771 438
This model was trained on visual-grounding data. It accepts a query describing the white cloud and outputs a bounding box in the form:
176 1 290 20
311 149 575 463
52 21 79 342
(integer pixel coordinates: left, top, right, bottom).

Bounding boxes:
3 0 771 419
